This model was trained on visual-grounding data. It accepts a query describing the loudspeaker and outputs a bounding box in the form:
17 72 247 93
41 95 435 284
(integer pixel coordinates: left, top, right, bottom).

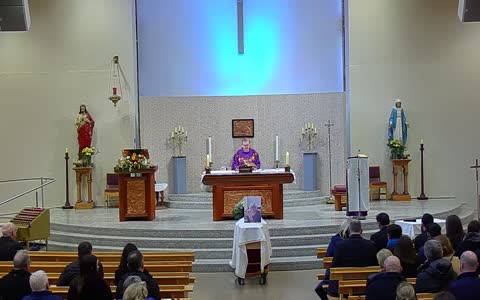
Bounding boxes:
458 0 480 22
0 0 31 31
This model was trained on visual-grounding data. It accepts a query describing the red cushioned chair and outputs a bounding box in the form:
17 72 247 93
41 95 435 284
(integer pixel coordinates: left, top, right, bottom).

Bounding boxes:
369 166 388 200
104 173 119 207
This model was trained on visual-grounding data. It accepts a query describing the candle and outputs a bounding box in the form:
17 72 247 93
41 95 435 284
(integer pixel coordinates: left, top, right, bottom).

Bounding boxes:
171 132 174 138
181 126 184 133
208 136 212 162
174 127 178 133
275 135 279 161
421 139 424 144
185 130 188 137
286 151 290 166
304 123 307 129
206 154 210 168
65 148 68 154
314 127 317 134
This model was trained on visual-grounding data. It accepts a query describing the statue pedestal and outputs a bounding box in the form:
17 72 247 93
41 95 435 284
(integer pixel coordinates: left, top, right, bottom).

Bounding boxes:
303 152 317 191
391 159 411 201
73 167 94 209
173 156 187 194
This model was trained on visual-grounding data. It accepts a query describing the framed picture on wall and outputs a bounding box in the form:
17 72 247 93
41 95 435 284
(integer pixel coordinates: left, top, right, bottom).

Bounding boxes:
232 119 254 138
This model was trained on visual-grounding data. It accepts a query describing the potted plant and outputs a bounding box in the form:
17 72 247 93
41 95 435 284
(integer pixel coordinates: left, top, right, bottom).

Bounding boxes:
387 139 405 159
74 147 96 167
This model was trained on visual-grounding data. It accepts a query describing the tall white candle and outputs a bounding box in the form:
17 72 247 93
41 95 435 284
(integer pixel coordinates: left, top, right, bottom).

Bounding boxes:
185 130 187 137
208 136 212 162
286 151 290 166
206 154 210 168
421 139 424 144
275 135 279 161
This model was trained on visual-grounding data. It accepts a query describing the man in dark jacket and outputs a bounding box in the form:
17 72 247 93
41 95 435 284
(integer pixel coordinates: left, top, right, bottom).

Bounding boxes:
448 251 480 300
56 241 104 286
414 213 434 251
386 224 402 250
370 213 390 251
117 250 160 300
0 250 31 300
327 220 378 298
366 256 406 300
416 240 456 293
0 223 23 261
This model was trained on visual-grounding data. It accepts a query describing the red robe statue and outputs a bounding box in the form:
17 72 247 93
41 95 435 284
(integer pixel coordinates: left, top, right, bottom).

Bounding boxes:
75 105 95 153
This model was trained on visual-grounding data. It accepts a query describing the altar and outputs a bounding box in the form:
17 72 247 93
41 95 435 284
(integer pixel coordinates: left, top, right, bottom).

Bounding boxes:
202 169 295 221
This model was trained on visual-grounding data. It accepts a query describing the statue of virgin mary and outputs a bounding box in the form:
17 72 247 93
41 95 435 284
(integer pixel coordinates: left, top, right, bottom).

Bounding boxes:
388 99 408 146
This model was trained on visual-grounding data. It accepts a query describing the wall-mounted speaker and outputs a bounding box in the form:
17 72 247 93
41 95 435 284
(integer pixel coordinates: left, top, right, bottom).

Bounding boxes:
458 0 480 22
0 0 31 31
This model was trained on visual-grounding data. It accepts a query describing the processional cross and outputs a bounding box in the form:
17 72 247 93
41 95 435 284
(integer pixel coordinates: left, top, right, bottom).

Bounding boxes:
470 159 480 219
237 0 244 54
325 120 335 199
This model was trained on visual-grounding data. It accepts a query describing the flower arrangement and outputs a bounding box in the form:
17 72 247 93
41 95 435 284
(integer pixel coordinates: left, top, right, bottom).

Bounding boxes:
114 151 155 173
74 147 96 167
232 199 245 220
387 139 406 159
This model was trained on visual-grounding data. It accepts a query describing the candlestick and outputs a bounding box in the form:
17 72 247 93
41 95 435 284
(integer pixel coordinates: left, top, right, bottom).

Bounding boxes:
206 154 210 168
63 151 73 209
275 135 279 161
208 136 212 162
286 151 290 166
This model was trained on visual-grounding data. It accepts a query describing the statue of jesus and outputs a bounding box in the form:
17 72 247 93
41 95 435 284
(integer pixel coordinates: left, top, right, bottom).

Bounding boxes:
75 104 95 154
388 99 408 146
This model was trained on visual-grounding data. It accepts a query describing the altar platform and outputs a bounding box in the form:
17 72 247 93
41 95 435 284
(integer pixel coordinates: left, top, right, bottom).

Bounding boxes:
48 191 474 272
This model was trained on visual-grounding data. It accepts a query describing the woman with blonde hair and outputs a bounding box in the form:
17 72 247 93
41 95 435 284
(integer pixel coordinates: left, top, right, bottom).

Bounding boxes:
123 282 147 300
435 234 461 275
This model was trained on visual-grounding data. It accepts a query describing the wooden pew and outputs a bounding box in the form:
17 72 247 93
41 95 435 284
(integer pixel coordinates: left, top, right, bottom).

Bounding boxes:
338 278 416 296
29 251 195 262
329 266 381 281
323 257 333 269
0 261 193 273
49 284 193 300
0 271 193 286
316 247 327 259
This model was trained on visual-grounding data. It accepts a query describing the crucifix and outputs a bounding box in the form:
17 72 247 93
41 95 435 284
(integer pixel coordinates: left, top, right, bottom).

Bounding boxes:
237 0 244 54
470 159 480 219
325 120 335 198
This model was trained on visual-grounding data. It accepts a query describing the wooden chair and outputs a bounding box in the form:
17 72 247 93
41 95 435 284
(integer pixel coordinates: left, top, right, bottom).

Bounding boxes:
331 185 347 211
104 173 119 207
369 166 388 200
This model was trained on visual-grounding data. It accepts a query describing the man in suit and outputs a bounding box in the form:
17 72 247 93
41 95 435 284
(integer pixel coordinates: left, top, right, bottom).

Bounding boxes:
327 220 378 298
366 255 406 300
0 223 23 261
448 251 480 300
56 241 104 286
370 213 390 251
0 250 31 300
414 213 434 251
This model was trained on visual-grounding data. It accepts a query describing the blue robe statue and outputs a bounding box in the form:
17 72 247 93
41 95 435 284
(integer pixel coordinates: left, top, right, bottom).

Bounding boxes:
388 100 408 146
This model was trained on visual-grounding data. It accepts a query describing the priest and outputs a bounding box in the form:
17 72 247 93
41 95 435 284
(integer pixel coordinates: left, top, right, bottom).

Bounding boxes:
232 138 261 170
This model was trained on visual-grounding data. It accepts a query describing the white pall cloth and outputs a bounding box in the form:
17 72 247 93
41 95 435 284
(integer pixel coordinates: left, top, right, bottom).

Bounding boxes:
395 218 446 239
154 183 168 192
230 218 272 278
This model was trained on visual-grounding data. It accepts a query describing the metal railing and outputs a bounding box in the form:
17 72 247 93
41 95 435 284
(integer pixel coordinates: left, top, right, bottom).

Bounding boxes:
0 177 56 216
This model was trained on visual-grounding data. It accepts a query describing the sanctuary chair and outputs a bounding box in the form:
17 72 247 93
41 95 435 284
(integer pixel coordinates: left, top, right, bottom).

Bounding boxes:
369 166 388 200
104 173 119 207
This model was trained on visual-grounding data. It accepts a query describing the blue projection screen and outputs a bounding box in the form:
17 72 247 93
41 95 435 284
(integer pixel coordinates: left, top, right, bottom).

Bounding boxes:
138 0 344 97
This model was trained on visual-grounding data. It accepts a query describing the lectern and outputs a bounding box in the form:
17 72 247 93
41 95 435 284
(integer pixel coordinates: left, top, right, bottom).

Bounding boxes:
116 149 157 221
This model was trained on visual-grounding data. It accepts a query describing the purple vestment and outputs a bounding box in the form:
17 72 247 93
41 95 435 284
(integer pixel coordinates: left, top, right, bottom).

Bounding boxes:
231 148 260 170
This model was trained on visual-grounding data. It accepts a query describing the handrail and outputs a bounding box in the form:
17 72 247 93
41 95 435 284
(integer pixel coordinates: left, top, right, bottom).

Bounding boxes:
0 177 56 208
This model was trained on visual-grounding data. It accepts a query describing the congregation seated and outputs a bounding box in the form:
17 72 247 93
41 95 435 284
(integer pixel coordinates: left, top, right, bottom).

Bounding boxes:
387 224 403 251
375 248 393 270
314 218 351 299
116 250 160 300
326 220 378 298
115 243 139 286
0 250 31 300
0 223 23 261
414 213 434 251
366 256 406 300
23 270 62 300
57 241 104 286
395 282 416 300
393 235 421 278
448 250 480 300
68 254 112 300
445 215 465 254
370 213 390 251
435 235 461 275
416 240 456 293
455 220 480 259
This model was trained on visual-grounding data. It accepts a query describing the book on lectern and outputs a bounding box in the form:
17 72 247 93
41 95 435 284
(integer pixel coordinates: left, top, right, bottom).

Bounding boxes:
244 196 261 223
